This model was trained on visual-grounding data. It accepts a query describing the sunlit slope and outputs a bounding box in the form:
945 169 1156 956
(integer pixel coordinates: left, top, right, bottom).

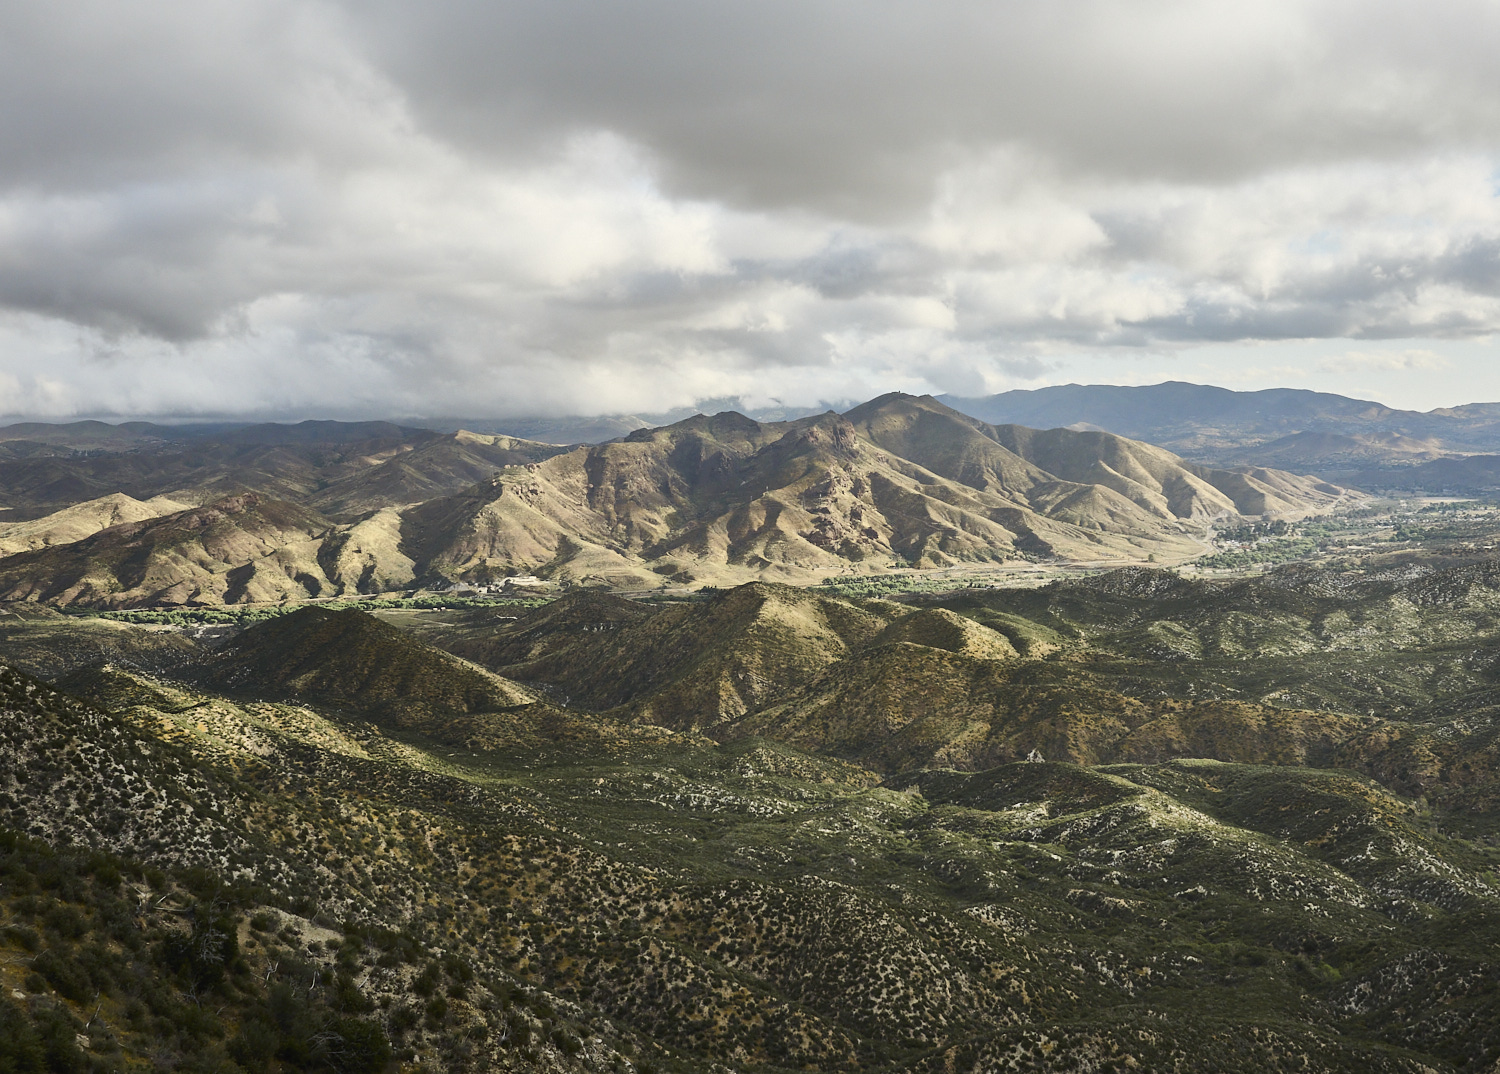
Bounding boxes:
396 395 1344 586
0 492 190 556
0 493 340 607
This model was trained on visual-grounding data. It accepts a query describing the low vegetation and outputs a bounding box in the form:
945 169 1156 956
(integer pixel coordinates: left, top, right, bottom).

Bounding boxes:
2 552 1500 1070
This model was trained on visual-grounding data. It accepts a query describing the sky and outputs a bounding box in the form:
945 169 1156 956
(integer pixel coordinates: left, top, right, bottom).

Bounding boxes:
2 0 1500 422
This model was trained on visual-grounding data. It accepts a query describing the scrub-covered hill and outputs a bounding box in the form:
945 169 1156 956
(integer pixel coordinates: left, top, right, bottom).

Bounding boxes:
390 567 1500 814
2 648 1498 1073
195 605 537 729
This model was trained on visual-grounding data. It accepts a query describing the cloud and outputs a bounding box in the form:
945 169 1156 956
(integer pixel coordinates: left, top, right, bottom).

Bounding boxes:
1320 349 1454 374
353 0 1500 212
1 1 1500 420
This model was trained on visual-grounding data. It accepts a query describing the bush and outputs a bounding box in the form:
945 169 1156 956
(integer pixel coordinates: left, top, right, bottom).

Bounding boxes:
31 949 90 1003
0 998 47 1074
228 1018 279 1072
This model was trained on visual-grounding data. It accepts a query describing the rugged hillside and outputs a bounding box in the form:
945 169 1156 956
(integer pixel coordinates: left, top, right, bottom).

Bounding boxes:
195 606 536 730
0 493 341 607
429 582 899 731
0 492 190 556
3 646 1499 1072
399 395 1343 587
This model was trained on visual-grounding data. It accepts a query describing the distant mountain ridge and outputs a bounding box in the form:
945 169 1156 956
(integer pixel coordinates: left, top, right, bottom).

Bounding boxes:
934 381 1500 480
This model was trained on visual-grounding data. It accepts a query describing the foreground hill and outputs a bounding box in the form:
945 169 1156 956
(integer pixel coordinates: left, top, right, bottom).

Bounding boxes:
429 582 900 731
396 566 1500 815
3 631 1498 1071
195 606 537 730
401 394 1342 588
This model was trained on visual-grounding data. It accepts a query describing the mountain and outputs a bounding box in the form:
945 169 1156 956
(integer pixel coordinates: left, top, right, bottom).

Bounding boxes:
940 381 1500 476
0 397 1344 606
1347 453 1500 493
0 430 430 519
0 422 565 522
196 605 537 730
942 381 1412 441
399 394 1343 588
449 397 856 446
1228 429 1449 470
0 418 184 448
0 492 339 606
0 491 189 556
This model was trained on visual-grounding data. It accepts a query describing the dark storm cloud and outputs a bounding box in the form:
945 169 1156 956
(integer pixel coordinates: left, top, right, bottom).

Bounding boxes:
352 0 1500 212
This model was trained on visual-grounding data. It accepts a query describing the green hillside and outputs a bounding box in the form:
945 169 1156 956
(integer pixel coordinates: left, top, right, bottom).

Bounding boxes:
2 655 1499 1072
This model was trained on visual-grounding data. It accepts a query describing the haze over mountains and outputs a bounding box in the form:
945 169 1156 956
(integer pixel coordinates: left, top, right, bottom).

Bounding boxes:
0 394 1343 606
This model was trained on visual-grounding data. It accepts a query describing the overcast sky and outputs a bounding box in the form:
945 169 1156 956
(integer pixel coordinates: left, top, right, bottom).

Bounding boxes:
2 0 1500 421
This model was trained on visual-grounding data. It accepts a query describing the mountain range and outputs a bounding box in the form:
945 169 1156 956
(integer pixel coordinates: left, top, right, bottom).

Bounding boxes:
0 394 1344 606
939 381 1500 481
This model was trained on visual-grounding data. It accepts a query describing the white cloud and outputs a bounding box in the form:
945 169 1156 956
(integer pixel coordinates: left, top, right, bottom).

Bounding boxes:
1320 349 1453 374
